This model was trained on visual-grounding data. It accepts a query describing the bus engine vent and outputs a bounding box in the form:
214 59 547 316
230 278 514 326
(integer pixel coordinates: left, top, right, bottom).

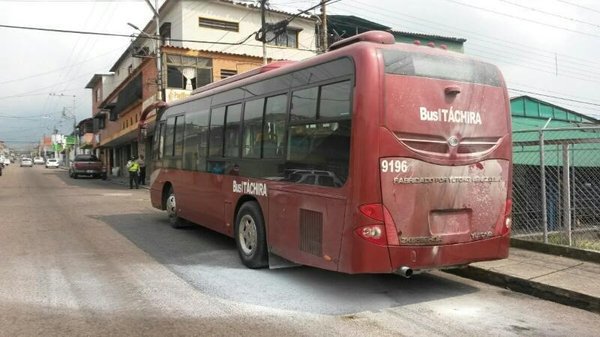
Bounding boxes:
299 209 323 256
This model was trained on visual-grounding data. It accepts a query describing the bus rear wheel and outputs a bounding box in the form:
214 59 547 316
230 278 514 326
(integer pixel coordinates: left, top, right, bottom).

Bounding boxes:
235 201 268 269
166 187 186 228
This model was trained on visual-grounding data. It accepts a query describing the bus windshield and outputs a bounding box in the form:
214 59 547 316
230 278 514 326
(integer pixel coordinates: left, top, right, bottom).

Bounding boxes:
382 49 502 86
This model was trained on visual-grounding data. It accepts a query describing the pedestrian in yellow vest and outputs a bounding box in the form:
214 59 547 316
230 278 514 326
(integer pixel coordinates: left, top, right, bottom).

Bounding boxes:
126 156 140 189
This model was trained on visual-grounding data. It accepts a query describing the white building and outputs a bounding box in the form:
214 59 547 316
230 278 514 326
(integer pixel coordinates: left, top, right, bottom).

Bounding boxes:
86 0 318 175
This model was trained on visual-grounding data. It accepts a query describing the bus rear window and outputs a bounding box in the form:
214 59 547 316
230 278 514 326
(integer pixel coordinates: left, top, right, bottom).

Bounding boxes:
382 50 501 87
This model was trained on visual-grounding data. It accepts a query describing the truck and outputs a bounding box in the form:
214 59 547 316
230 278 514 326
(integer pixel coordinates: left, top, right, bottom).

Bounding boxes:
69 154 107 180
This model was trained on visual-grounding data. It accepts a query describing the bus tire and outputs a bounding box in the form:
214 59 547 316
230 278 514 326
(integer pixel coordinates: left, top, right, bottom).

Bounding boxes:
235 201 268 269
166 187 186 228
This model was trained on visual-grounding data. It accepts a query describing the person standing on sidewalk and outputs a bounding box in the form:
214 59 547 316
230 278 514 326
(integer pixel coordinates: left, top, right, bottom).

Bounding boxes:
137 154 146 185
126 156 140 189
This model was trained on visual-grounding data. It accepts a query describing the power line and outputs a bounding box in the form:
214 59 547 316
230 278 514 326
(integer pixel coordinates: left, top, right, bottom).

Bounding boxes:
466 47 600 84
328 0 600 82
339 0 600 68
508 88 600 108
0 47 122 86
510 81 600 104
441 0 600 39
0 24 269 46
497 0 600 29
554 0 600 16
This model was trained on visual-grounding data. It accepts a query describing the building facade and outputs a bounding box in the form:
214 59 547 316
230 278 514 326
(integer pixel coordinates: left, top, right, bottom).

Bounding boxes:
85 0 318 177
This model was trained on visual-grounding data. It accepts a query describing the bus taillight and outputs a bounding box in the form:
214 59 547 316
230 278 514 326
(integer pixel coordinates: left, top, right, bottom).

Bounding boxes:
359 204 384 221
503 199 513 235
356 225 387 245
358 204 400 245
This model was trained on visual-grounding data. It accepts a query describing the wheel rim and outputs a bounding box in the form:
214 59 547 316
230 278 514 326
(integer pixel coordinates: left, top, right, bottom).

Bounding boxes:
166 193 177 218
238 214 257 256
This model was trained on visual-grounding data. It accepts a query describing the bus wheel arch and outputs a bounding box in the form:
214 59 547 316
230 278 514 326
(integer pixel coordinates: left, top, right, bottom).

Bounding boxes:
161 182 172 210
234 198 268 269
163 183 187 228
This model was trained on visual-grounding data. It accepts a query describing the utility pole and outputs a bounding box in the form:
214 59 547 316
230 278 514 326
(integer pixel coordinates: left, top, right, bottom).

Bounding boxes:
154 0 163 101
142 0 163 101
321 0 328 52
261 0 268 65
71 95 77 157
50 93 76 164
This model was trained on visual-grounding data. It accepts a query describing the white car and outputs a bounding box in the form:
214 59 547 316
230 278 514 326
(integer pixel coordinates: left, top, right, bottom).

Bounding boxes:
3 158 9 166
33 157 45 165
45 158 60 168
20 158 33 167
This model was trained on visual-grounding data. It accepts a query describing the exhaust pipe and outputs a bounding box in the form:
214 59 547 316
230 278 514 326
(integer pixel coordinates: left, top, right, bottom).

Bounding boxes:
398 266 413 278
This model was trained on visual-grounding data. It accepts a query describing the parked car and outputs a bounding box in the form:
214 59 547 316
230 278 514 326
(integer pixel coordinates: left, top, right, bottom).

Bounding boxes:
69 154 107 179
3 157 10 166
33 157 45 165
20 158 33 167
45 158 60 168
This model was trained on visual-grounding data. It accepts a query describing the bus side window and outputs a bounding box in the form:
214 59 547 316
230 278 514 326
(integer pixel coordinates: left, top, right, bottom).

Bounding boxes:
174 115 185 157
209 107 226 157
263 94 287 158
165 117 176 157
224 103 242 158
319 81 352 118
288 125 311 161
242 98 264 159
290 87 318 122
183 109 209 171
155 122 165 160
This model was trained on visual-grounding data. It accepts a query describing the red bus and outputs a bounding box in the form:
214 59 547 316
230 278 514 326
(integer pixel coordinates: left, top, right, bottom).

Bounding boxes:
150 31 512 276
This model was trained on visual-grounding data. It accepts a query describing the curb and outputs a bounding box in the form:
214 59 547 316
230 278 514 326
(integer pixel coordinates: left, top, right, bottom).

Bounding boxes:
510 238 600 264
446 266 600 314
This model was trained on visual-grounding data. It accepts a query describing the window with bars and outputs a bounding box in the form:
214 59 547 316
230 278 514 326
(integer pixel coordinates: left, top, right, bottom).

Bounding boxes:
266 28 299 48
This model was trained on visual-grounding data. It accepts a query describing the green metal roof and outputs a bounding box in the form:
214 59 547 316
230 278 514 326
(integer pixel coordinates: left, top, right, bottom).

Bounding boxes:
511 95 597 126
511 96 600 167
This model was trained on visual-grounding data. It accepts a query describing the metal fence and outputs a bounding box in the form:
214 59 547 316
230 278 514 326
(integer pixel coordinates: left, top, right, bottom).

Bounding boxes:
512 126 600 251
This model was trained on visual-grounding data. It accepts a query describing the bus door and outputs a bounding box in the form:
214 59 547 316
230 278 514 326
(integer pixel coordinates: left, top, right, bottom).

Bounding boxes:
379 49 511 265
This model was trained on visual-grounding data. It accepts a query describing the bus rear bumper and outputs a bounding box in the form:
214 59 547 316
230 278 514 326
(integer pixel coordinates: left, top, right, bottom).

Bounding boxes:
388 233 511 272
340 233 510 274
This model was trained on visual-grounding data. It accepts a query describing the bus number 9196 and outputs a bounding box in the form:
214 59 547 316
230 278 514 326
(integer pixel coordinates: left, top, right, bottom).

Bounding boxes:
381 159 409 173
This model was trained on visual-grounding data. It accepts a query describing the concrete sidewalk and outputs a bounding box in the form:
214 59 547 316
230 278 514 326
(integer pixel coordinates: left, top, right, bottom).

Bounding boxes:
450 243 600 314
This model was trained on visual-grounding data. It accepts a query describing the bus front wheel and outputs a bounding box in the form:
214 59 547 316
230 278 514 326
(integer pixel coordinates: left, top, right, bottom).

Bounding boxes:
166 187 186 228
235 201 268 269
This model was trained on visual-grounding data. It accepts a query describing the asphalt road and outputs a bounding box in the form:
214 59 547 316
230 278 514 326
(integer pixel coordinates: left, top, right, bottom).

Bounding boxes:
0 163 598 337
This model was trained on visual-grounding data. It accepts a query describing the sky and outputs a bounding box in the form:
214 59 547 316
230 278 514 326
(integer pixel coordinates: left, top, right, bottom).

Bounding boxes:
0 0 599 149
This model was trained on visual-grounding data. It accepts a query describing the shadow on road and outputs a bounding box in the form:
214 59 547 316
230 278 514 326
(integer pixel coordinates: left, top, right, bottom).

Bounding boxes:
96 212 479 315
